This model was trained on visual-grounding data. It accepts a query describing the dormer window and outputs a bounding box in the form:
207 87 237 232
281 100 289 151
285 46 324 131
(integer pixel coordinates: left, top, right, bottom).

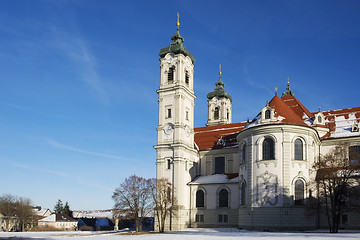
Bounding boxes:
217 138 225 146
168 66 175 83
317 116 322 123
314 112 325 125
352 123 359 132
265 109 271 119
185 70 189 85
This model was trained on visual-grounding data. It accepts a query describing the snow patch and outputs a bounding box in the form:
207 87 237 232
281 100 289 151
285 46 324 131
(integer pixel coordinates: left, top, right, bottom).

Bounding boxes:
330 113 360 138
189 174 238 185
277 115 285 122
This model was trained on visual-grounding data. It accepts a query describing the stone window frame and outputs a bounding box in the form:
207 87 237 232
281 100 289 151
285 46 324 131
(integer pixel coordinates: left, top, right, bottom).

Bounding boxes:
262 137 275 160
260 106 275 123
313 112 325 125
214 106 220 120
240 181 246 206
240 140 247 165
195 214 204 223
195 188 206 209
214 155 226 174
292 136 307 161
167 159 171 170
291 176 307 206
184 66 193 87
256 135 277 162
218 213 229 223
265 109 271 119
349 145 360 166
165 105 172 119
217 186 231 208
167 65 175 84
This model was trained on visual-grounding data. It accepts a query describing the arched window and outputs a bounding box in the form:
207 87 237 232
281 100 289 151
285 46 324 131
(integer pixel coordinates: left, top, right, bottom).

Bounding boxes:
168 66 175 83
294 179 305 205
265 109 271 119
196 190 205 208
185 70 189 85
263 138 275 160
242 143 246 164
214 107 220 119
241 182 246 205
294 138 303 160
219 189 229 207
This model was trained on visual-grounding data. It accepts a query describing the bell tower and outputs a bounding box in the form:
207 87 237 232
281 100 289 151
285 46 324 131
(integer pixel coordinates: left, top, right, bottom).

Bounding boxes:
206 65 233 126
154 14 197 230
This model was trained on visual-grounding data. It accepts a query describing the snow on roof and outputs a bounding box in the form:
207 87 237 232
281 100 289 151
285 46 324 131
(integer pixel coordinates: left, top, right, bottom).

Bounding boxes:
33 208 51 216
39 214 56 222
39 214 76 222
72 210 114 219
319 107 360 139
189 174 239 185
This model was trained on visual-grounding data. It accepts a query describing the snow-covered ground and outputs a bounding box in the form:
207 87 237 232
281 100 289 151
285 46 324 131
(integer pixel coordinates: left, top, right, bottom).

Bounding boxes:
0 228 360 240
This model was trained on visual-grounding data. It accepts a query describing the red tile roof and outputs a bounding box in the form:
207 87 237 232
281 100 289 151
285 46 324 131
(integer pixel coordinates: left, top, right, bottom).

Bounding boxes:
194 95 359 151
268 94 308 126
194 122 246 151
282 94 313 119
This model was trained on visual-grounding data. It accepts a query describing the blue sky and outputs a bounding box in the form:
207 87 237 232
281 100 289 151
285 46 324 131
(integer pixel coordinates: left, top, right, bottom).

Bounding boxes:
0 0 359 210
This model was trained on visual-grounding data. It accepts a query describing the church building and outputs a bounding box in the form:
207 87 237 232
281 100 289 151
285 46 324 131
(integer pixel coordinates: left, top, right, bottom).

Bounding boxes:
154 18 360 231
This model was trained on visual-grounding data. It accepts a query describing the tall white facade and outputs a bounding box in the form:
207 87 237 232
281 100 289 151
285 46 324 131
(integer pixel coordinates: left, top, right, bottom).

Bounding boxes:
155 22 360 231
154 22 198 230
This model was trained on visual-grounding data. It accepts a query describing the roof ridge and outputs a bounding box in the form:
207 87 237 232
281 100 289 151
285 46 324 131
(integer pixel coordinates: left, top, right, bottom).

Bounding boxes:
268 94 307 126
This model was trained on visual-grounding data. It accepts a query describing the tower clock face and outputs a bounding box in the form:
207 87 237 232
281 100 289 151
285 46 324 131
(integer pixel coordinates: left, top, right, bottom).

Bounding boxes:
213 98 219 105
167 56 174 64
185 126 191 137
164 124 174 135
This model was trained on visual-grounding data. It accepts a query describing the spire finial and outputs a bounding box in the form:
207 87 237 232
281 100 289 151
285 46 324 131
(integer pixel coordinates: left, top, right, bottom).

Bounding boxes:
219 64 222 79
282 76 294 97
176 12 180 29
275 87 278 95
319 106 321 112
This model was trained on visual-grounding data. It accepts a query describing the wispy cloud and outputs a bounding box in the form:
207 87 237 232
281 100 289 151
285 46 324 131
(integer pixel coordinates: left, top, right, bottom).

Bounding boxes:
45 137 135 162
12 162 68 178
7 160 113 192
242 64 272 94
50 27 110 104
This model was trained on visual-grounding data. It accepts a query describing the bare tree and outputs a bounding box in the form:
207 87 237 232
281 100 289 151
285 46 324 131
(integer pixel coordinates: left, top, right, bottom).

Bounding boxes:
16 197 34 231
150 178 176 233
112 175 152 232
312 143 360 233
0 194 35 231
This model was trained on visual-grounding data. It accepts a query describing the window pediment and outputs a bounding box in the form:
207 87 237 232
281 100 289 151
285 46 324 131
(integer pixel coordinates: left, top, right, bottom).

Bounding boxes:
260 106 275 123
